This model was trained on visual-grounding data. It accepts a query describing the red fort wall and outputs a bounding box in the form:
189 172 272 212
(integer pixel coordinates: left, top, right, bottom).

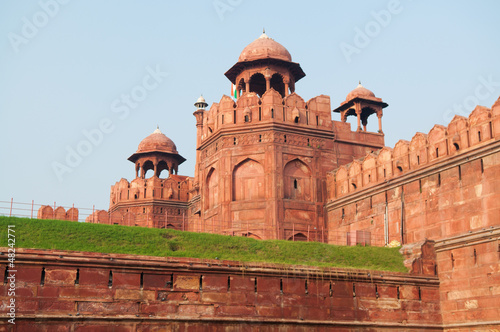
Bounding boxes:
326 98 500 331
0 247 441 331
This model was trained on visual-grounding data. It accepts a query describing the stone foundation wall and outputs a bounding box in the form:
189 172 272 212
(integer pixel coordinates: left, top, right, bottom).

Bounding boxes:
435 228 500 331
0 248 441 331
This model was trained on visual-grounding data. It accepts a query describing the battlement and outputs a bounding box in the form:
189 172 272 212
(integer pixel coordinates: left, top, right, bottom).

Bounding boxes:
37 205 78 221
109 175 193 208
199 90 333 145
327 98 500 200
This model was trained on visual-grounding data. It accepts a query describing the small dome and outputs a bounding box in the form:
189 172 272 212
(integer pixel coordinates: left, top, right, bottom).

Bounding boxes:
195 95 206 104
136 128 178 154
238 32 292 62
346 82 376 101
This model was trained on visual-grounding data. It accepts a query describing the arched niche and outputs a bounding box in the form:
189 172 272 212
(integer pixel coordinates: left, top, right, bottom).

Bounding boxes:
284 159 312 201
205 167 218 210
232 159 265 201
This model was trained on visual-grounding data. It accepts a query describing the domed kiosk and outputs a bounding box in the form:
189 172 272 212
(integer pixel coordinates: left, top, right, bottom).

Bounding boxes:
225 31 305 97
128 128 186 178
333 82 388 133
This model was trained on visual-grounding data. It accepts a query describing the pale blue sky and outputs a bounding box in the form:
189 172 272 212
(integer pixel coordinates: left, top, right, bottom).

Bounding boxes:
1 0 499 216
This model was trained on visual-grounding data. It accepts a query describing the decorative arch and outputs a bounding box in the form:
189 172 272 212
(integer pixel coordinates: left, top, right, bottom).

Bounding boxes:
157 160 169 178
232 159 265 201
142 160 154 178
270 73 285 97
249 73 266 97
284 159 312 200
237 78 245 95
205 167 218 210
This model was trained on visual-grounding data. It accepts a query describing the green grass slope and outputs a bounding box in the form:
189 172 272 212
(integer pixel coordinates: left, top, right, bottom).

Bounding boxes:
0 216 406 272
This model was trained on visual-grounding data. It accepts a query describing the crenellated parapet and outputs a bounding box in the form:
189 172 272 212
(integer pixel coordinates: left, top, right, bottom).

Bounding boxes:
328 99 500 200
109 175 193 208
199 90 333 145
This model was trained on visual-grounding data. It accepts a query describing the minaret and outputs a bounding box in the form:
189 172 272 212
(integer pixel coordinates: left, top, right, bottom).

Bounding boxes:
193 95 208 187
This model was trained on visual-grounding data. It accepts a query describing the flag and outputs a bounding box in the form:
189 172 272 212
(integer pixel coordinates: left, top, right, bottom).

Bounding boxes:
231 83 237 99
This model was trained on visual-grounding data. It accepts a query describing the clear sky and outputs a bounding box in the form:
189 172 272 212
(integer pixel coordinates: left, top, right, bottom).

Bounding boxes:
1 0 499 216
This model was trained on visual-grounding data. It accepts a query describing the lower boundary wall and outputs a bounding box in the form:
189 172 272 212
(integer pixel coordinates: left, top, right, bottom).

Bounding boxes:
0 248 442 331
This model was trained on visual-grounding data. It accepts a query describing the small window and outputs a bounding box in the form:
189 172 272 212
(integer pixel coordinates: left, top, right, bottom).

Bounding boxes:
293 179 298 189
271 108 274 118
222 114 224 124
294 116 299 123
244 115 249 123
453 143 460 151
478 131 482 142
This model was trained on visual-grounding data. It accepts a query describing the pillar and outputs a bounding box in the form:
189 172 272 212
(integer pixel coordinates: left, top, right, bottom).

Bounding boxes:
377 110 383 133
245 81 250 93
355 103 362 132
265 77 270 91
284 82 289 96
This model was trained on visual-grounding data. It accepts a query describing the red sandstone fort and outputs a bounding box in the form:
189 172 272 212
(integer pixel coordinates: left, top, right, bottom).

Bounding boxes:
6 33 500 330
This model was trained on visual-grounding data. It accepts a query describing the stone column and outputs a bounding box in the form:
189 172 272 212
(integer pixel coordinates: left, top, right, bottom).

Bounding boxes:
355 103 362 132
377 110 383 133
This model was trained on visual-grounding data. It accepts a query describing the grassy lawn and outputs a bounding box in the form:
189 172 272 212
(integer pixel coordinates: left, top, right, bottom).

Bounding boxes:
0 216 406 272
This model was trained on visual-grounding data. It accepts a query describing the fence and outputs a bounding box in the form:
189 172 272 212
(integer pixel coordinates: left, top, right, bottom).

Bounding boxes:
0 198 387 246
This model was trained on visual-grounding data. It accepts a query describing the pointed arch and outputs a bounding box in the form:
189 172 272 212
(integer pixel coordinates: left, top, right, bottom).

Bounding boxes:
284 159 312 200
249 73 266 97
205 167 218 209
157 160 169 178
270 73 285 97
233 159 265 201
142 160 154 179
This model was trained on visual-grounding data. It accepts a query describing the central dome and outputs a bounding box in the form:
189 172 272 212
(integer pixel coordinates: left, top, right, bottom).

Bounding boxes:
136 128 178 154
238 32 292 62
